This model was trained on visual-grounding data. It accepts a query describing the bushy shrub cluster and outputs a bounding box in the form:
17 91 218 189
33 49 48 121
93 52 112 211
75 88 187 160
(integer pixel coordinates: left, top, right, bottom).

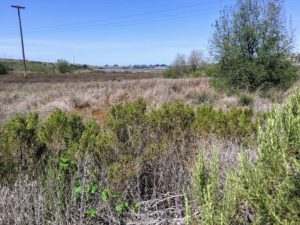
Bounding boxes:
193 105 255 138
56 59 72 74
0 63 8 75
0 113 43 184
147 100 195 136
0 100 256 185
0 99 257 224
189 92 300 224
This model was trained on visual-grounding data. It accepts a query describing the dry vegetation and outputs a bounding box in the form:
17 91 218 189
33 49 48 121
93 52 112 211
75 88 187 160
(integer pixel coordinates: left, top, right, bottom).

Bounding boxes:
0 74 274 122
1 0 300 223
0 72 299 225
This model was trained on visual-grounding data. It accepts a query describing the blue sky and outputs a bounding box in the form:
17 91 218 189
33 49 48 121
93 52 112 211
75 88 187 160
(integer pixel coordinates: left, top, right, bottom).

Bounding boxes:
0 0 299 65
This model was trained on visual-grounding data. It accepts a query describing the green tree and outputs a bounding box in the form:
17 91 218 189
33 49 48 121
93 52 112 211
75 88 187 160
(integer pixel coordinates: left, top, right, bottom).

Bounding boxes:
0 63 8 75
188 50 205 72
56 59 71 74
211 0 296 90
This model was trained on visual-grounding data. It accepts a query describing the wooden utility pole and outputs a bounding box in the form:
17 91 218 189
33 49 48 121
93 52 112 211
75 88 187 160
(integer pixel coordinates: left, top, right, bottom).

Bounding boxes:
11 5 27 78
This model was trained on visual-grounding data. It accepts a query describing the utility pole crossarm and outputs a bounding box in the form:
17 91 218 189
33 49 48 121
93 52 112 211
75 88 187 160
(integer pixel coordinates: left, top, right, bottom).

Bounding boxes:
11 5 27 78
11 5 25 9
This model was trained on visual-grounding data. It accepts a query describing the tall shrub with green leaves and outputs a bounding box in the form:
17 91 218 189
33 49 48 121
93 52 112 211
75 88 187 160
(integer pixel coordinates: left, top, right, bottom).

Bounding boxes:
193 105 255 138
79 119 115 167
147 100 195 136
107 98 146 143
106 98 147 160
211 0 296 90
0 113 42 183
38 109 84 154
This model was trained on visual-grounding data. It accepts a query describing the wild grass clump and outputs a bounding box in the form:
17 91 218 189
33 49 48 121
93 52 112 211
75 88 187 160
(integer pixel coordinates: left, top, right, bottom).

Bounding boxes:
189 91 300 224
191 150 240 225
238 94 253 106
238 91 300 224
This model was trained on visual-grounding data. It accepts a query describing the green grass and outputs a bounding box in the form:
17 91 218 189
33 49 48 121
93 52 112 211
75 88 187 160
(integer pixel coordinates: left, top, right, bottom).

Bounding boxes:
191 91 300 224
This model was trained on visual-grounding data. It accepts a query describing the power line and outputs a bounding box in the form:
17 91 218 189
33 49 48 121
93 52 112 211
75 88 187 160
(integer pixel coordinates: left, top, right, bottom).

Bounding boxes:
4 0 221 35
27 0 221 31
4 7 220 36
32 9 216 33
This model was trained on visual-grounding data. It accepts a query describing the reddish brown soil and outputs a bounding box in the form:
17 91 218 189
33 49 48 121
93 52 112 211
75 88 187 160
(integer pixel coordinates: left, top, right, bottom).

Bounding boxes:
92 109 107 126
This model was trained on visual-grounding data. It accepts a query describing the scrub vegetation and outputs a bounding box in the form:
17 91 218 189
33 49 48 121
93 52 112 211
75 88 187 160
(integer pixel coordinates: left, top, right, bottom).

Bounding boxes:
1 0 300 224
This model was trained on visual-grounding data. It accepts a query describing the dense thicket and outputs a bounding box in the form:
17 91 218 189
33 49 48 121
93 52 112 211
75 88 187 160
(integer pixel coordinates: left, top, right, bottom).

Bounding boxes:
1 93 300 223
0 99 256 224
211 0 297 90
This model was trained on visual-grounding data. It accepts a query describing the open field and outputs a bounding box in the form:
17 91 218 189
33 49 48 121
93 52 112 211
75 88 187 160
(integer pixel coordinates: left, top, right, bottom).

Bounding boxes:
0 72 275 123
1 0 300 223
0 73 259 224
1 71 299 225
0 71 162 84
1 71 300 224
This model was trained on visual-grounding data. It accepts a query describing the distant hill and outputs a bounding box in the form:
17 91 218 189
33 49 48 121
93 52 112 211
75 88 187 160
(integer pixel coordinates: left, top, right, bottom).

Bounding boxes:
0 58 91 74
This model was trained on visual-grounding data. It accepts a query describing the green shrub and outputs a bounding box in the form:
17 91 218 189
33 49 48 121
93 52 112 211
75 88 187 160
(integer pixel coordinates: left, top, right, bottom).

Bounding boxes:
163 64 217 79
163 68 182 78
0 63 7 74
210 77 232 93
106 98 146 143
193 105 222 137
202 63 219 77
193 105 255 138
27 62 50 73
78 119 102 153
191 91 300 224
78 119 115 165
188 70 205 78
0 113 42 184
94 132 115 166
38 109 84 153
193 150 239 225
187 64 219 78
238 92 300 224
107 154 137 191
56 59 71 74
211 0 297 90
238 94 253 106
147 100 195 135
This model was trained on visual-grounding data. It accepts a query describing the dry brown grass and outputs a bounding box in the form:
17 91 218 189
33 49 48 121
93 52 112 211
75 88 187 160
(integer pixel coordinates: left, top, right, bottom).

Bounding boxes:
0 74 277 224
0 76 273 122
